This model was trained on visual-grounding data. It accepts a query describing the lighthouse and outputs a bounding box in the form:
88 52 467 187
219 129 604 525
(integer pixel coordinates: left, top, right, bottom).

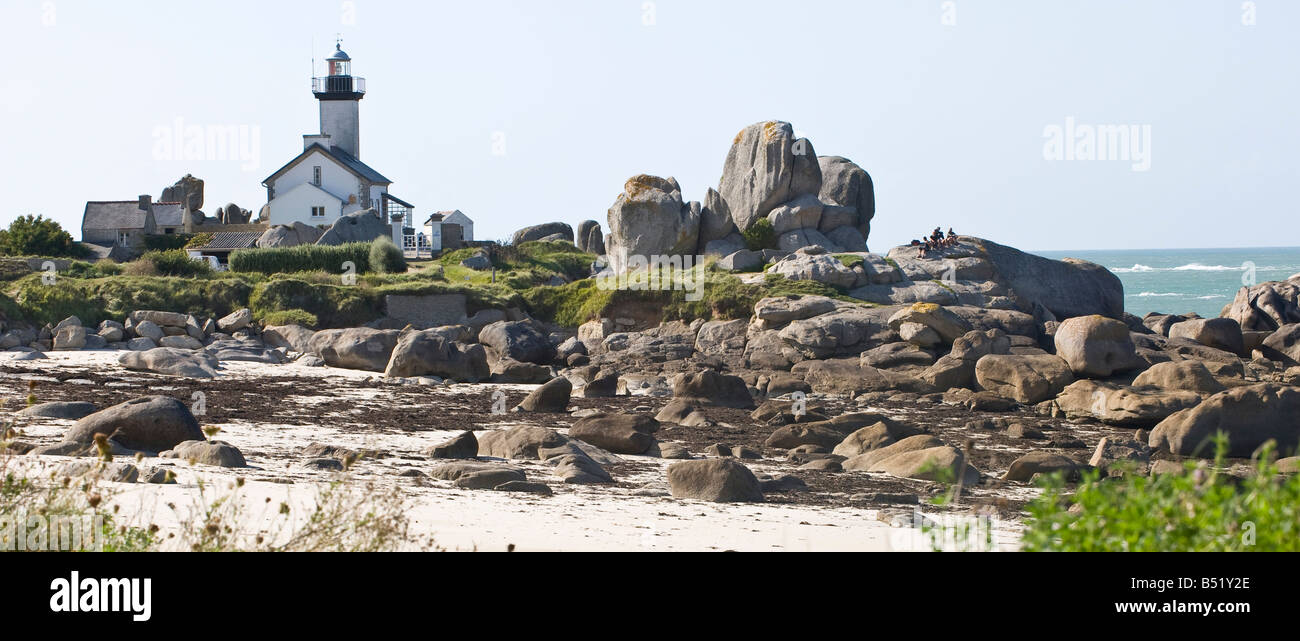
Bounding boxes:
312 41 365 158
263 39 418 233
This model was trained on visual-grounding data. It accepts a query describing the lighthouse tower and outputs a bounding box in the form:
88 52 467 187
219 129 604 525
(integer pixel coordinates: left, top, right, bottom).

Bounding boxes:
312 41 366 158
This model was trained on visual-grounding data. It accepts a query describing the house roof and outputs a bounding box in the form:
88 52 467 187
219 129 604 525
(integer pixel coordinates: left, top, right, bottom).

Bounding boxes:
152 202 186 227
191 231 263 251
263 144 392 187
83 202 149 231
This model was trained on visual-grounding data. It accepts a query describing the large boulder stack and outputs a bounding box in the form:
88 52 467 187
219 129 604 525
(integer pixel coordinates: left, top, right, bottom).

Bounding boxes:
512 222 574 245
160 174 204 212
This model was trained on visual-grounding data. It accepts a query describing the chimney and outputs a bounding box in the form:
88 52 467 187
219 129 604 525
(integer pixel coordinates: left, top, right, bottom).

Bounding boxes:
138 195 152 211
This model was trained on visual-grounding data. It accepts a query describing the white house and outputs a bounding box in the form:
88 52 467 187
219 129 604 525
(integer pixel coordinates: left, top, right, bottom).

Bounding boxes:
261 42 414 231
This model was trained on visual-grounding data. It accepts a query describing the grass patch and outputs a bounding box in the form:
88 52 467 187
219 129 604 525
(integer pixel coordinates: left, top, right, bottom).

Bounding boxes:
834 254 865 269
13 273 256 326
231 242 375 275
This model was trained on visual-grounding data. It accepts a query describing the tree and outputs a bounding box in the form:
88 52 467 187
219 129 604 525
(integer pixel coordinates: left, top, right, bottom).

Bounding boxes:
0 215 90 258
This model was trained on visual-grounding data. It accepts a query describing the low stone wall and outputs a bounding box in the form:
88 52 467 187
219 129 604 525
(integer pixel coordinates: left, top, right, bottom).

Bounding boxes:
385 294 469 327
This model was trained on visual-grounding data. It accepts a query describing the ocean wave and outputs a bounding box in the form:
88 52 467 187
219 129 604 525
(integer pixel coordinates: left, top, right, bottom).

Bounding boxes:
1197 295 1228 300
1135 292 1182 297
1171 263 1240 272
1113 264 1155 273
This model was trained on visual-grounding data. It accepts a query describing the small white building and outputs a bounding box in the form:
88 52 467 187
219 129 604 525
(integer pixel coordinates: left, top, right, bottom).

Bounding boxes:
261 42 414 231
420 210 475 253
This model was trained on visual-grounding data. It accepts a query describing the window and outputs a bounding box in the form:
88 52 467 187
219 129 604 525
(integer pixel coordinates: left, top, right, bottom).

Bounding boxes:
313 166 322 186
118 232 129 247
164 228 175 235
311 207 326 218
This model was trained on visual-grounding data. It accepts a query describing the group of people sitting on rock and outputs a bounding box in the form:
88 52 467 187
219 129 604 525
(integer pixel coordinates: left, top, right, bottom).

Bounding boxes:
911 227 958 258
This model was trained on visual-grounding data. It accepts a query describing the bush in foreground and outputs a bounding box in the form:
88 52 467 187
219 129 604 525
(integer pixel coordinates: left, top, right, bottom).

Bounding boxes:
1022 436 1300 551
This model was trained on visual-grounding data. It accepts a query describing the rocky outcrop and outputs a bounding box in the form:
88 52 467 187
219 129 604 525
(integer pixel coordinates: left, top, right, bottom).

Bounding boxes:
160 174 204 212
478 321 553 365
575 220 604 254
1222 276 1300 331
1260 324 1300 366
383 329 489 382
307 328 401 372
1150 383 1300 458
605 175 700 272
1168 318 1245 356
1055 380 1202 427
865 237 1123 320
512 222 574 246
316 209 387 246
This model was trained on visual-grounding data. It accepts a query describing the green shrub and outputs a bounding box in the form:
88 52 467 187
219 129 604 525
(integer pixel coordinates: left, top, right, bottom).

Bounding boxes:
368 237 407 274
260 308 319 328
0 215 91 258
15 274 254 326
137 249 212 277
230 242 372 275
185 233 214 249
249 278 379 329
1021 436 1300 551
742 218 777 251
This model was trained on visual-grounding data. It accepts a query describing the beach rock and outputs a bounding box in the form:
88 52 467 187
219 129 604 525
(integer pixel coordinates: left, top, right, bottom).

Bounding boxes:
841 435 944 471
490 357 552 384
1150 383 1300 458
315 209 387 245
217 308 254 333
975 354 1074 404
430 463 528 490
1169 318 1245 356
63 396 204 453
764 424 846 450
262 325 317 353
424 431 479 460
517 377 572 413
1055 380 1203 427
569 413 659 455
383 329 489 382
129 311 189 329
164 441 247 468
1131 360 1226 394
18 401 98 420
831 422 923 458
308 328 401 372
126 337 158 351
779 306 894 359
1260 324 1300 366
666 458 764 503
673 369 754 409
512 222 573 245
861 342 936 369
205 340 286 364
1053 315 1141 377
118 348 219 378
1003 452 1083 483
753 295 839 326
58 461 140 483
477 426 568 460
53 325 87 351
478 321 553 365
869 446 980 485
1089 436 1152 471
157 335 202 350
494 481 553 495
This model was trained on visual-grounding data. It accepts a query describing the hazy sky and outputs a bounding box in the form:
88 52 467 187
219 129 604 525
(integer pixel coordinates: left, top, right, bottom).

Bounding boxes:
2 0 1296 251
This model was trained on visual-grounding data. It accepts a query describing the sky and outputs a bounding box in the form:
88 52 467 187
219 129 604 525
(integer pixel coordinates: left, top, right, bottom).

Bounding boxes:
1 0 1296 252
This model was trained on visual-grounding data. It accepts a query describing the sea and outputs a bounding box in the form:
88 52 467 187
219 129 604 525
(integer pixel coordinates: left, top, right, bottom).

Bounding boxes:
1035 247 1300 320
